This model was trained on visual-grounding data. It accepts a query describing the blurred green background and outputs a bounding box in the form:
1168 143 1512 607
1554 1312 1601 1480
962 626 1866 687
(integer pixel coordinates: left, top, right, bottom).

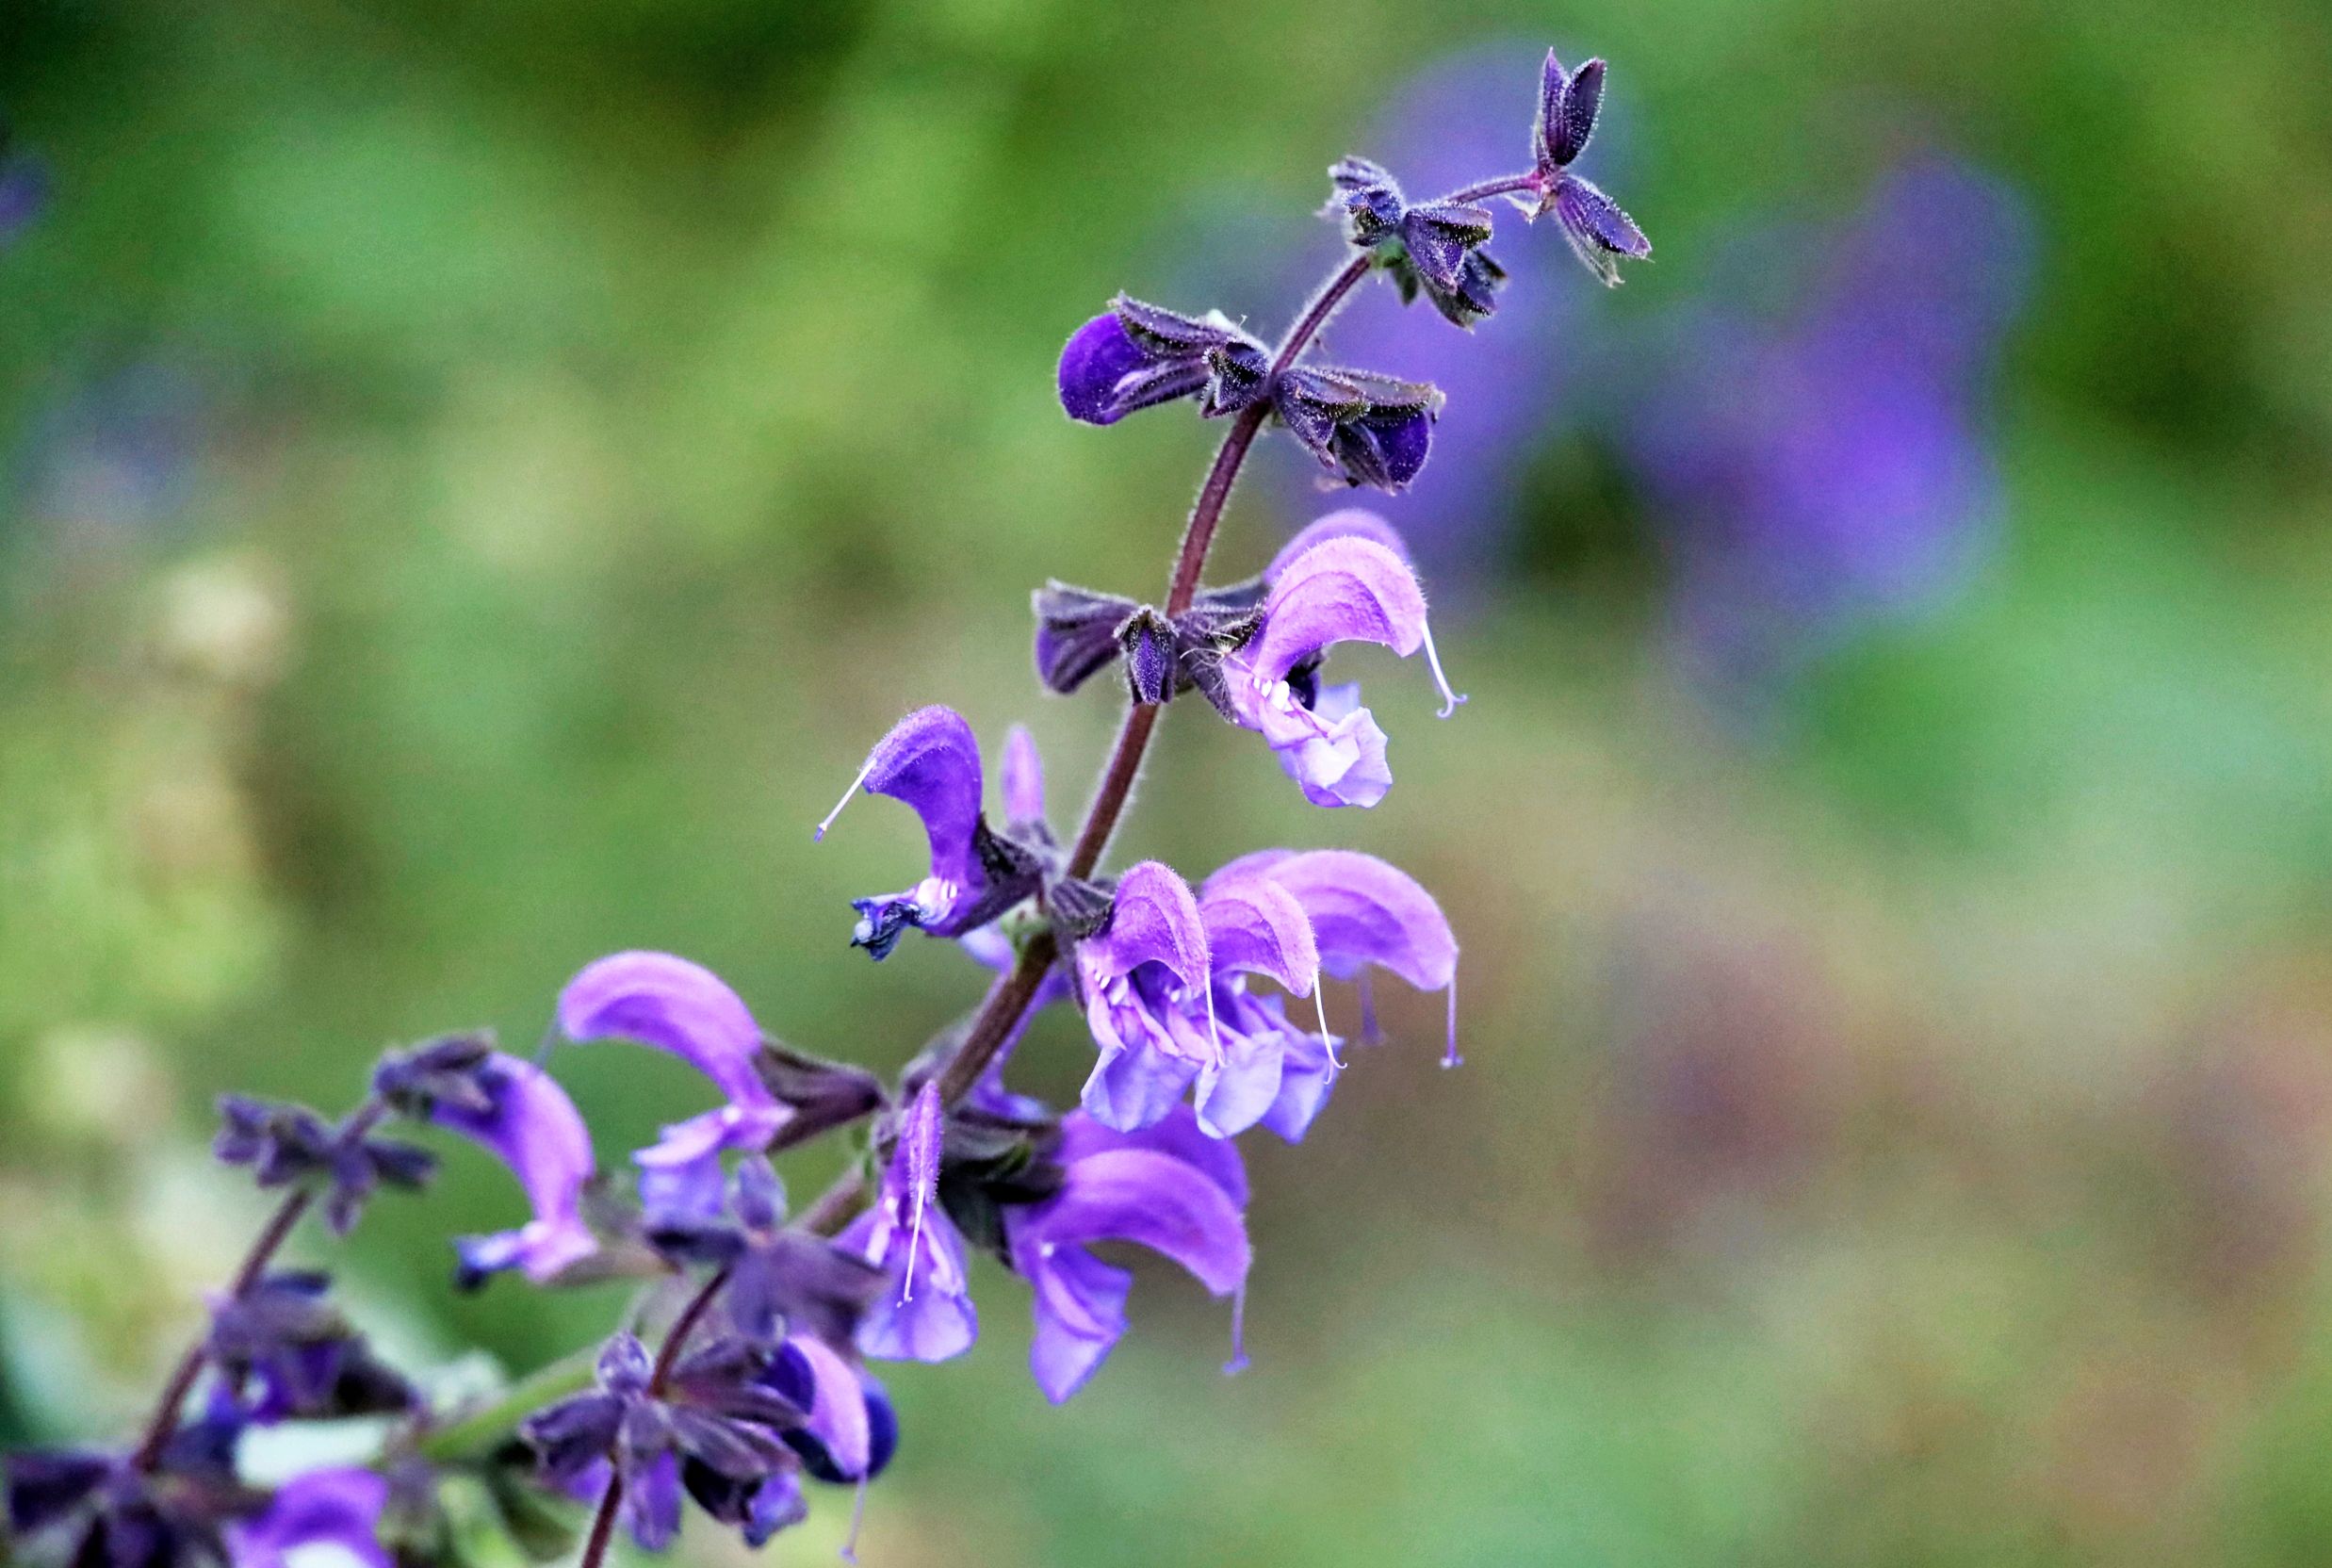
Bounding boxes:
6 0 2332 1563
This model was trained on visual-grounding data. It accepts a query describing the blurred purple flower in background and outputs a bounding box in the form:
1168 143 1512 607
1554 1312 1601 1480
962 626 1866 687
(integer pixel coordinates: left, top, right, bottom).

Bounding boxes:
1624 155 2034 694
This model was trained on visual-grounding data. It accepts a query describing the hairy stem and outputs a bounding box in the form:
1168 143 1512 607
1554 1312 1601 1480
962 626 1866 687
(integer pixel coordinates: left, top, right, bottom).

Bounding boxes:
648 1264 734 1393
912 253 1376 1128
1441 171 1542 205
131 1099 385 1470
575 1471 627 1568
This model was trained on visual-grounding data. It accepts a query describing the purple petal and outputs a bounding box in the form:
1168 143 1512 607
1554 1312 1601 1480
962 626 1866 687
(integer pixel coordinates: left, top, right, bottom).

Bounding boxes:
1080 861 1208 990
833 705 987 899
621 1450 683 1552
841 1207 979 1363
1000 723 1045 827
775 1334 871 1481
1252 536 1430 681
1267 509 1414 580
1055 1104 1249 1209
1057 313 1148 425
1013 1148 1249 1295
1273 681 1394 809
1081 1042 1200 1133
558 953 778 1115
225 1469 391 1568
1552 57 1604 166
1022 1244 1133 1404
1199 875 1317 994
1260 1028 1339 1143
1008 1144 1250 1403
432 1054 597 1283
1193 1025 1286 1140
1248 850 1457 990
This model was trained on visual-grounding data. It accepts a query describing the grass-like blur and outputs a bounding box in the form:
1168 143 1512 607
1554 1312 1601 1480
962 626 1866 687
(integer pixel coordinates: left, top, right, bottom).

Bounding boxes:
7 1 2332 1562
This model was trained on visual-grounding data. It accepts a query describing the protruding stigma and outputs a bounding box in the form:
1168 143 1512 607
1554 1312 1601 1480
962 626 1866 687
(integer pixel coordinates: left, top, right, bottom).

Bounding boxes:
1441 975 1463 1069
1222 1278 1250 1377
1420 623 1468 719
1313 984 1343 1071
813 756 876 841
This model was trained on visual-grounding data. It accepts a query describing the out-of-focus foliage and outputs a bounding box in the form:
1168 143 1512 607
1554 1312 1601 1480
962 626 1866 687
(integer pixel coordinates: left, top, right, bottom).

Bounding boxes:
5 0 2332 1562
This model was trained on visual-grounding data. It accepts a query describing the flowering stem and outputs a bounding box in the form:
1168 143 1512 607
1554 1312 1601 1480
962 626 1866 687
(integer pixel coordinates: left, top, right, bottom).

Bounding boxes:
1440 172 1542 205
129 1187 311 1468
648 1263 734 1394
924 253 1375 1114
130 1098 387 1470
576 1472 627 1568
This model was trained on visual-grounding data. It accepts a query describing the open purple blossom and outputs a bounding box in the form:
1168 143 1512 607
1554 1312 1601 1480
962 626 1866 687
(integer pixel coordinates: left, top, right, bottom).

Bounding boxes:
1206 847 1464 1083
1003 1106 1251 1403
1071 847 1459 1140
223 1468 391 1568
839 1085 979 1364
1075 860 1325 1136
814 706 1048 961
1327 156 1506 327
1058 296 1445 494
427 1051 598 1286
1527 52 1650 286
1188 512 1465 808
556 952 792 1212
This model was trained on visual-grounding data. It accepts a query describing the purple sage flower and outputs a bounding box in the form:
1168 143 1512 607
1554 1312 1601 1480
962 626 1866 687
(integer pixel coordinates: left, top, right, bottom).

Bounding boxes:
838 1084 979 1364
224 1469 391 1568
427 1052 598 1286
1071 847 1460 1139
1189 511 1464 808
1003 1106 1251 1403
556 951 792 1212
814 706 1048 961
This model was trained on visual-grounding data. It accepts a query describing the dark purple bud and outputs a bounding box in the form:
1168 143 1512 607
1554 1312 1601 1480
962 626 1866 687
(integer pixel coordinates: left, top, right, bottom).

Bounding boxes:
1274 368 1442 492
1056 313 1150 425
597 1332 653 1397
743 1473 808 1546
1552 173 1651 286
372 1031 497 1119
1057 296 1268 427
1033 580 1141 694
362 1137 438 1190
1552 57 1606 166
1117 606 1178 706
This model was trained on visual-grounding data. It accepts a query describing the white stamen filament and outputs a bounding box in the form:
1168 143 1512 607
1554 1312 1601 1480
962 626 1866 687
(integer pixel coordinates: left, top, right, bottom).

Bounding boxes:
1222 1277 1250 1377
1442 973 1462 1069
901 1184 928 1304
1313 985 1342 1070
841 1474 869 1564
813 755 876 841
1419 622 1469 719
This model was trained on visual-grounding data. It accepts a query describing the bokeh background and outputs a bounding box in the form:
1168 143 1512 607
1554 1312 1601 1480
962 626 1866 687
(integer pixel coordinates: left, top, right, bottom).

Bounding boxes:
6 0 2332 1562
